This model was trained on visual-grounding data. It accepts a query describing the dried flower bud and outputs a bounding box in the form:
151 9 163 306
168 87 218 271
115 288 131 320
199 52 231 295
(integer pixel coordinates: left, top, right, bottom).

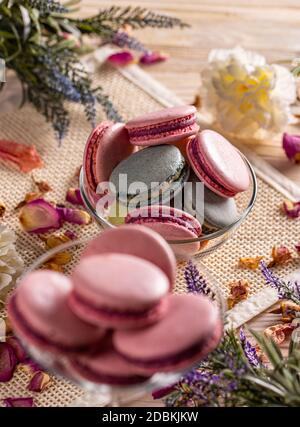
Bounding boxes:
282 132 300 163
238 256 264 270
107 51 135 66
268 245 293 267
32 176 52 194
227 279 250 309
0 199 6 219
264 323 294 345
28 371 51 392
66 188 84 206
281 199 300 219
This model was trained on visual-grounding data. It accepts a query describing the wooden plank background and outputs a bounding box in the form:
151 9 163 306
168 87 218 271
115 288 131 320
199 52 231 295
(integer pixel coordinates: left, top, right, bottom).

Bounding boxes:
77 1 300 406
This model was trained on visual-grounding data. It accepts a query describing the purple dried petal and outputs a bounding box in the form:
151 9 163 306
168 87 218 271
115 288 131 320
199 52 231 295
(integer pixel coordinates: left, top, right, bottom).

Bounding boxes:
56 206 92 225
28 371 51 392
282 133 300 162
107 51 135 66
4 397 34 407
139 51 168 65
6 337 27 363
64 230 77 240
19 199 62 233
66 188 84 206
21 359 42 374
0 342 18 382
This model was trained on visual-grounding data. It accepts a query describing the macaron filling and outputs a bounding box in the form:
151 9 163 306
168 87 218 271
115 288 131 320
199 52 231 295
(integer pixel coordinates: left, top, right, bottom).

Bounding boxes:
71 292 164 319
188 138 236 197
126 213 201 236
71 360 148 385
9 296 101 353
128 115 197 141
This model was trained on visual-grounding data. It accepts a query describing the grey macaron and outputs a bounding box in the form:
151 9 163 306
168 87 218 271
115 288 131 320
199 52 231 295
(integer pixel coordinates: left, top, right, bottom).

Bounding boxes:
109 145 190 206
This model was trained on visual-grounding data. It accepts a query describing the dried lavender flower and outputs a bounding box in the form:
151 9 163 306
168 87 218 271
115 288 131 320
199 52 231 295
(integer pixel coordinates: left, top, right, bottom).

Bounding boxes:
184 261 215 299
239 327 261 368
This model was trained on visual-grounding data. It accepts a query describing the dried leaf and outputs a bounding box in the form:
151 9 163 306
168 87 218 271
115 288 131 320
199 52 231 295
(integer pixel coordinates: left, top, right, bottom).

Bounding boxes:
268 246 293 267
227 279 250 309
239 256 264 270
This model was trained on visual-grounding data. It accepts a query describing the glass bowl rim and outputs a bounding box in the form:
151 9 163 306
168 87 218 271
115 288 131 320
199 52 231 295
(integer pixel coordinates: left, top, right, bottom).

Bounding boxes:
79 153 257 245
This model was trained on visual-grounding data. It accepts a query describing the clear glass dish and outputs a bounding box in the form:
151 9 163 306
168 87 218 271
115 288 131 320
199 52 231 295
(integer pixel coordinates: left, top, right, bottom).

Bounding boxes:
16 238 225 407
79 154 257 259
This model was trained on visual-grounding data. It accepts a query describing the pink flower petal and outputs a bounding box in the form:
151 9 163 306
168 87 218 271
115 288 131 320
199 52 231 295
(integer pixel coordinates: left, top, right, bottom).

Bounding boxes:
0 140 43 173
56 206 92 225
19 199 62 233
66 188 84 206
0 342 18 382
139 51 168 65
107 51 135 66
282 133 300 162
6 337 27 363
4 397 34 407
28 371 51 392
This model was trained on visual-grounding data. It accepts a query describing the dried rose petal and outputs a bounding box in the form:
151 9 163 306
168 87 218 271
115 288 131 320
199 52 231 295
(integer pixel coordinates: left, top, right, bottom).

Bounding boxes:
6 337 27 363
66 188 84 206
20 359 42 374
43 262 64 273
264 323 294 345
0 140 43 173
282 199 300 219
15 192 41 210
296 244 300 255
107 51 135 66
56 206 91 225
279 301 300 322
282 133 300 163
268 245 293 267
0 342 18 382
49 251 72 266
139 51 168 65
227 279 250 309
42 233 70 249
19 199 62 233
32 177 52 194
28 371 51 392
239 256 264 270
4 397 34 407
64 230 77 240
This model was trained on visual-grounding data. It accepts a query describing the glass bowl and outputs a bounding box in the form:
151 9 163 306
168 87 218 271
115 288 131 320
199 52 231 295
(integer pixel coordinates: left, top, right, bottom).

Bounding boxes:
79 154 257 259
15 238 225 407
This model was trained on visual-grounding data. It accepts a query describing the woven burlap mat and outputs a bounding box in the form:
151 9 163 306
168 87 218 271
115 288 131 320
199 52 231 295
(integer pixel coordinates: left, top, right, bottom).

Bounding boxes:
0 56 300 406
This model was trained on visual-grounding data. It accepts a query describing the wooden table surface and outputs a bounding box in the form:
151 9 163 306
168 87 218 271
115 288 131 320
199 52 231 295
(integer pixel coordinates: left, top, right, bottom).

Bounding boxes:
78 0 300 406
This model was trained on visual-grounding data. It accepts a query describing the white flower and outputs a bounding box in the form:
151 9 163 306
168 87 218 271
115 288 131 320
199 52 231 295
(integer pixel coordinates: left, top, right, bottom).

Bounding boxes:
0 225 23 295
201 47 296 139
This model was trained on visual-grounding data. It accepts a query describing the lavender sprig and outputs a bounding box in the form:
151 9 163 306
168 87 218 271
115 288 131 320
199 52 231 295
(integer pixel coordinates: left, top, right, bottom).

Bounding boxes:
260 261 300 304
184 261 215 300
239 327 261 368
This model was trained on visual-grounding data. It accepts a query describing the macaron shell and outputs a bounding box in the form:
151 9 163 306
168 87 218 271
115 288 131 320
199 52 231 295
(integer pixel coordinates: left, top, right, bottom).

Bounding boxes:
126 106 197 128
81 225 176 289
114 294 222 372
131 122 199 146
8 271 105 351
95 123 136 184
204 187 239 228
71 254 169 310
70 344 149 385
195 130 250 194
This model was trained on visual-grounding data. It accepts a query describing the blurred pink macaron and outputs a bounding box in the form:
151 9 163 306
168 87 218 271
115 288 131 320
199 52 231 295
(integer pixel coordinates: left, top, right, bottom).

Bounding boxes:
7 271 106 354
114 294 223 374
125 105 199 146
125 205 202 257
69 253 169 329
70 341 150 386
187 130 250 198
83 121 135 199
81 225 176 290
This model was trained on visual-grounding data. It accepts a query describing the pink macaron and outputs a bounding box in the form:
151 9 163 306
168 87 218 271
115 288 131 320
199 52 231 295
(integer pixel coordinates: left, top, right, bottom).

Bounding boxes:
125 205 202 258
69 253 169 329
83 121 135 199
81 225 176 290
125 106 199 146
7 271 106 354
187 130 250 198
70 340 150 386
114 294 223 374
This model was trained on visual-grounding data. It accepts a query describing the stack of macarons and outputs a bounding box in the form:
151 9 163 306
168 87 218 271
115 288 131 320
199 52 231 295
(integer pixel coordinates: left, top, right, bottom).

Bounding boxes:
83 105 251 252
7 226 222 386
